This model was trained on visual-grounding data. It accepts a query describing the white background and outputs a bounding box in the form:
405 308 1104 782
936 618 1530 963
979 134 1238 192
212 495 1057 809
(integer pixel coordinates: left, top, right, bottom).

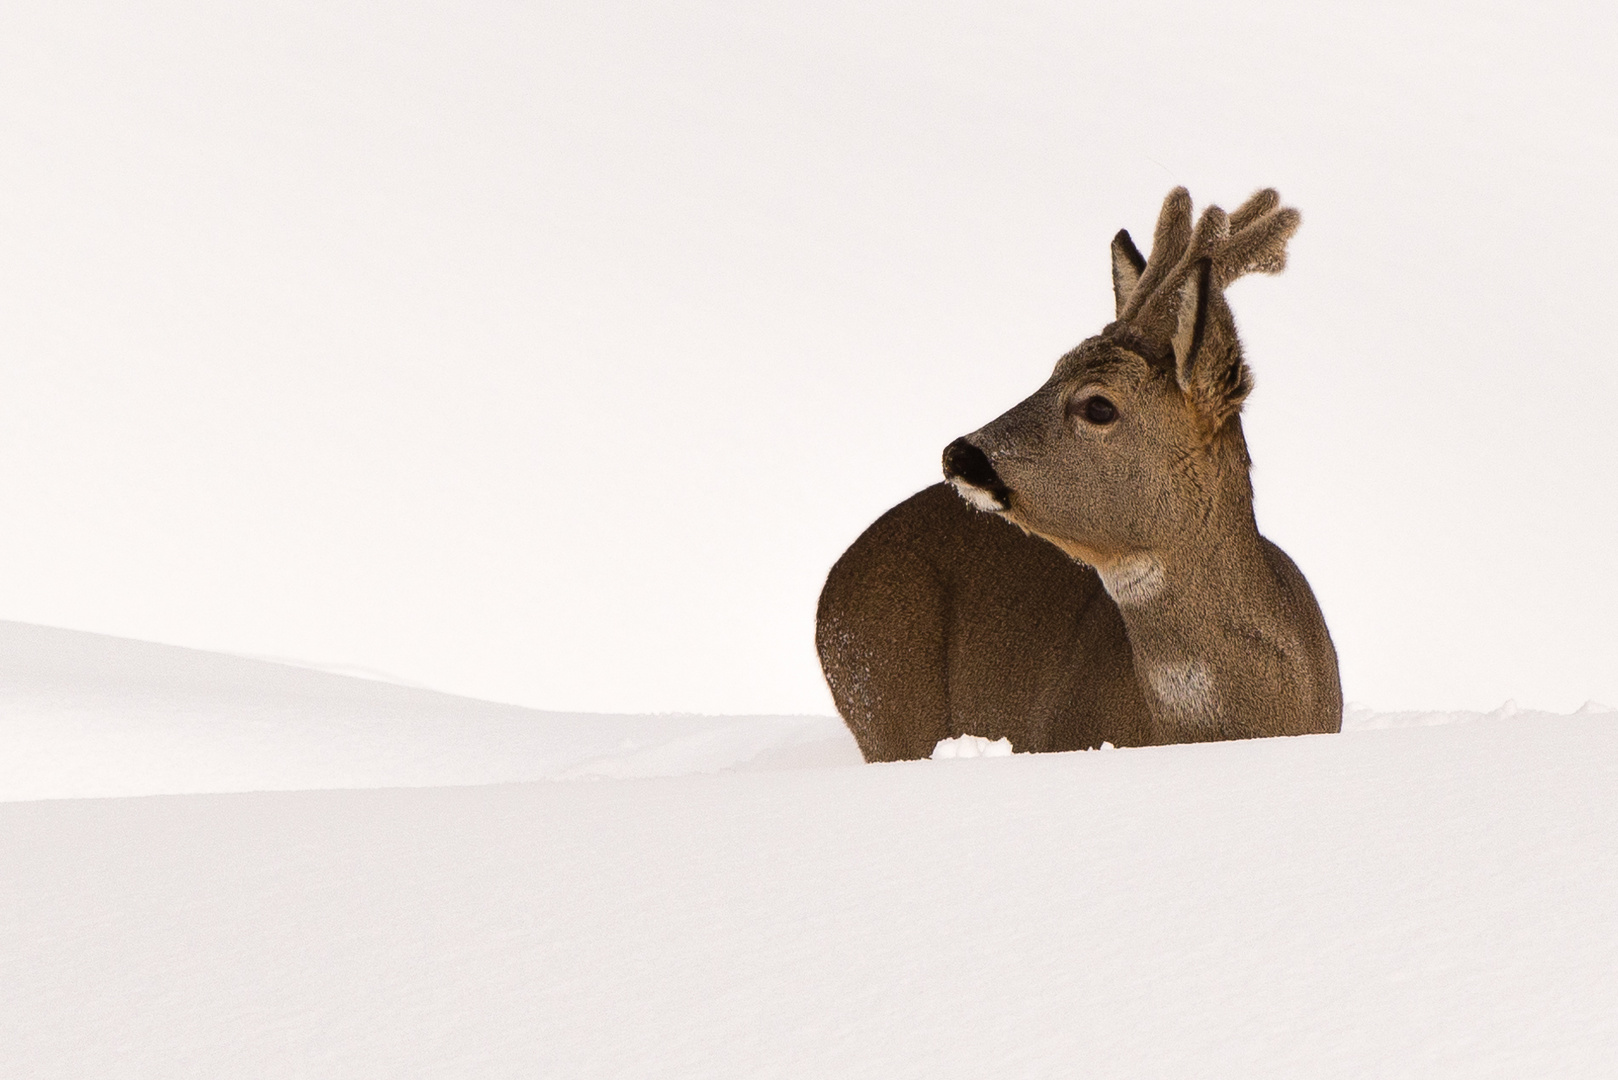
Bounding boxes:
1 0 1613 714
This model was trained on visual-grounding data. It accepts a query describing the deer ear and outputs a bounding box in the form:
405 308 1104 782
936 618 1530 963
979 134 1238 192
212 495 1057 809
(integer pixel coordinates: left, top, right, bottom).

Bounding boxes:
1172 257 1252 427
1111 230 1146 318
1171 257 1212 393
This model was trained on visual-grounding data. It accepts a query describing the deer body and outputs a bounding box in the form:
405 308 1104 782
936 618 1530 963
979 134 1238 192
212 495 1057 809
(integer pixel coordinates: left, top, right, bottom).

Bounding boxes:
817 483 1152 761
817 188 1341 762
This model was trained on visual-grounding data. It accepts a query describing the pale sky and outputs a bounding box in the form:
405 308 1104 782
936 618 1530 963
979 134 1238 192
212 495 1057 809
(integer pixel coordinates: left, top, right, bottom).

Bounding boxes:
1 0 1613 714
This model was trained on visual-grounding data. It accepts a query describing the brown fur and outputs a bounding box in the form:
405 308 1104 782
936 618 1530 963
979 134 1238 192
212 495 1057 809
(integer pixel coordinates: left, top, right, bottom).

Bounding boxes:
817 485 1151 761
817 188 1340 761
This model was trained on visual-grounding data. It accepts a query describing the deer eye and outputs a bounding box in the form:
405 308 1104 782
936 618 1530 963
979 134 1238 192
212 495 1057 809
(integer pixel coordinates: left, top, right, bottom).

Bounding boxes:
1071 395 1117 425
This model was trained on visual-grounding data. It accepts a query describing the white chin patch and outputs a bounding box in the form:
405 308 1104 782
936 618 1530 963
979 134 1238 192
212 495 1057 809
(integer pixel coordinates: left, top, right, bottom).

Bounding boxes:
949 478 1007 513
1099 553 1166 606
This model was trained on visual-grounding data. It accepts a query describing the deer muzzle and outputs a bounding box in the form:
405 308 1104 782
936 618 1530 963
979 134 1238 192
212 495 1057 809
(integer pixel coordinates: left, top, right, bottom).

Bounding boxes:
942 437 1011 513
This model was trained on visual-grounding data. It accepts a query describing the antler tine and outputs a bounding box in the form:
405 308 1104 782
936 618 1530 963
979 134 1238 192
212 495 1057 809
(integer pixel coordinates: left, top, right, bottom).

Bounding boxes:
1211 202 1301 288
1114 189 1270 318
1227 188 1279 233
1114 188 1300 352
1119 187 1193 322
1123 203 1230 346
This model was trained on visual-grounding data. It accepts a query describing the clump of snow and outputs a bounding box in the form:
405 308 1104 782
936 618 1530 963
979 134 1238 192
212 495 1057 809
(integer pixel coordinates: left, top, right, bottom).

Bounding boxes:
932 733 1014 758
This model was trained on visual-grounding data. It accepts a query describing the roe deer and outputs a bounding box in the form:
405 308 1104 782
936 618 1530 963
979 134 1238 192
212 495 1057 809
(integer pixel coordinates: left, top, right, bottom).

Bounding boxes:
816 187 1340 761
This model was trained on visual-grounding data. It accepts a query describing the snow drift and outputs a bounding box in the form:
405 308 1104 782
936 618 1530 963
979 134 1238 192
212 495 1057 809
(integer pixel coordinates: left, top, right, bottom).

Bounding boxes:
0 621 857 802
3 621 1606 802
4 711 1616 1078
3 621 1616 1076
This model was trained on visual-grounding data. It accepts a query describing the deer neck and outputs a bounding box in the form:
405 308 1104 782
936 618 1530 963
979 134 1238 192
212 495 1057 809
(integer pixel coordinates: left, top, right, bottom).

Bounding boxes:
1091 503 1294 743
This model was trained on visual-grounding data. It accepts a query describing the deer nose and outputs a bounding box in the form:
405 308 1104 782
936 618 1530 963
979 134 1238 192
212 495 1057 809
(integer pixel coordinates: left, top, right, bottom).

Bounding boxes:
942 437 1011 511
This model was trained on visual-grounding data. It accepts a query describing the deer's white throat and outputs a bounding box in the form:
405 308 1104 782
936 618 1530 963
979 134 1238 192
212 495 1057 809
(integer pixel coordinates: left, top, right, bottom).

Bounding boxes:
1098 553 1166 607
1146 659 1218 722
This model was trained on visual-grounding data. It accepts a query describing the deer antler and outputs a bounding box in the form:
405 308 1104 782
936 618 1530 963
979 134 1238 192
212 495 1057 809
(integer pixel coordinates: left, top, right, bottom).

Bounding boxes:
1115 187 1193 323
1215 189 1300 286
1104 187 1301 433
1113 187 1301 351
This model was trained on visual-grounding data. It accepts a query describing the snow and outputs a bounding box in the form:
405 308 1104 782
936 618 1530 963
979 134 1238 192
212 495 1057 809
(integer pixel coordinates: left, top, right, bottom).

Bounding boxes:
9 620 1605 803
1341 699 1616 731
931 733 1014 758
0 621 858 802
3 622 1617 1076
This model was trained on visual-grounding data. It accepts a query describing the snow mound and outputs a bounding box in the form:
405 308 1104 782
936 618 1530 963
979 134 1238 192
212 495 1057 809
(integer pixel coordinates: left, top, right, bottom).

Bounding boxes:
3 620 1612 802
4 622 1618 1074
0 621 860 802
5 714 1616 1078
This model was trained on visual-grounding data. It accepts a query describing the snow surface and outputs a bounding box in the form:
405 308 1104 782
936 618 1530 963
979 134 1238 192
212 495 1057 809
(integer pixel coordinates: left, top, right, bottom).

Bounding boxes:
0 622 858 802
4 622 1617 1076
5 621 1607 803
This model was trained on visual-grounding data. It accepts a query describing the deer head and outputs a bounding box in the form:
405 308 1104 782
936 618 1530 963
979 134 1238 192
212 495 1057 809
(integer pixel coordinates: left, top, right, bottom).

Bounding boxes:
943 188 1300 578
